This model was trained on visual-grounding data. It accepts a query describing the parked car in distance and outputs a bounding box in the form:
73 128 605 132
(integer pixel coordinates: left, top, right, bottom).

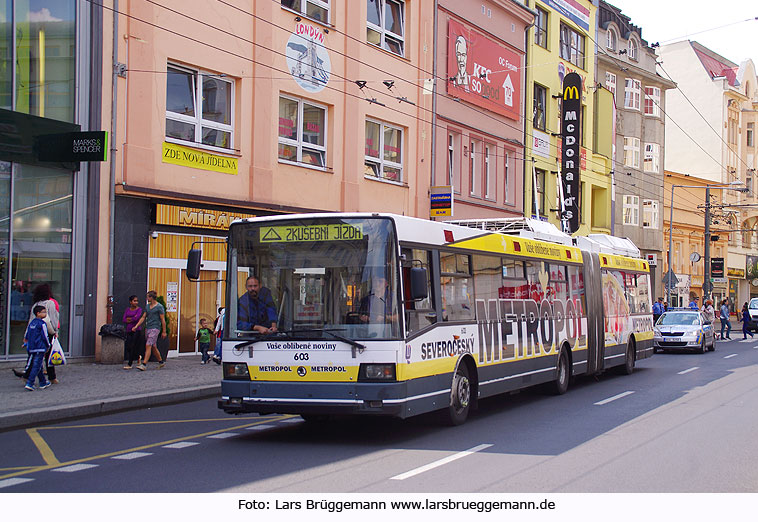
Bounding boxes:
653 310 715 353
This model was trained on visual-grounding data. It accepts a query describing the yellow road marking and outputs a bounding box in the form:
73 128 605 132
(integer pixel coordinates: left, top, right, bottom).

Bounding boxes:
39 417 257 430
0 466 35 471
26 428 60 466
0 415 293 481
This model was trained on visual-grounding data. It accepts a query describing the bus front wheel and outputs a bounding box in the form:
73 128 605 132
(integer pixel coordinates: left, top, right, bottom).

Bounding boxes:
551 348 570 395
442 363 471 426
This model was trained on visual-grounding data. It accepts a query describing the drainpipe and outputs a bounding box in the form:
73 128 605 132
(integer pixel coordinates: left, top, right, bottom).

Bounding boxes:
523 7 535 218
430 0 438 218
107 0 119 323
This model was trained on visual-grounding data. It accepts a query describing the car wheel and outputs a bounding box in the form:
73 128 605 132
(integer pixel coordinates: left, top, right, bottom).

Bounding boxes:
699 337 707 354
441 363 471 426
708 334 715 351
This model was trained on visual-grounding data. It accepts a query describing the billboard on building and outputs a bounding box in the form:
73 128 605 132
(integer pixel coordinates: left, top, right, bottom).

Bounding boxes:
446 18 522 121
560 72 582 234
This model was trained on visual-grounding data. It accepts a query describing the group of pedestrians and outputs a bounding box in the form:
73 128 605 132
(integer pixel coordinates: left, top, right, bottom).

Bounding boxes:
121 292 226 368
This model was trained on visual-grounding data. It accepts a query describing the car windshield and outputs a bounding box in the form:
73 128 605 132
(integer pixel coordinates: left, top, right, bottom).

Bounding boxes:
226 217 400 341
657 312 700 326
749 299 758 310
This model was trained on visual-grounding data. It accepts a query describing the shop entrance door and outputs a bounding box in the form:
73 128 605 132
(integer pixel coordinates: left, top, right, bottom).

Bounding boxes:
178 270 221 354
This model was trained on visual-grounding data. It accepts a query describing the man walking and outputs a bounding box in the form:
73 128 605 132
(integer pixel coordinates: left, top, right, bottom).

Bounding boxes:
720 299 732 340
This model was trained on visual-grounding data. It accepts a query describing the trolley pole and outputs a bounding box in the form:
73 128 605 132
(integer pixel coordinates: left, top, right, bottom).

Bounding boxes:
703 187 712 302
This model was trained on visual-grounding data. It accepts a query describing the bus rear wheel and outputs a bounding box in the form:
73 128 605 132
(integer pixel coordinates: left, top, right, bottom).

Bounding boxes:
620 340 635 375
551 348 570 395
441 363 471 426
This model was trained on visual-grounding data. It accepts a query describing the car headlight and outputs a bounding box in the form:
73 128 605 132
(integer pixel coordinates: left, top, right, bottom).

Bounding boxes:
654 328 661 336
358 363 396 381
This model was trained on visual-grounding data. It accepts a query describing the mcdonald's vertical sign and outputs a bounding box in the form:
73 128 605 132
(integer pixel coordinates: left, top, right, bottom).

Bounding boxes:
560 72 582 234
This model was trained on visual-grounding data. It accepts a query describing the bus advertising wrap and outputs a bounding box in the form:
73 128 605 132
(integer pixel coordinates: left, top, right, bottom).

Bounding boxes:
560 72 582 234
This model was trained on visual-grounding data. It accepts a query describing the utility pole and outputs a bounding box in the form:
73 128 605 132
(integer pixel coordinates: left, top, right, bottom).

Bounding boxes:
703 187 711 302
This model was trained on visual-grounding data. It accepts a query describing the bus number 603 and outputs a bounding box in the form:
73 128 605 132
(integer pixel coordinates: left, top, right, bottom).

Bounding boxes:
293 352 309 361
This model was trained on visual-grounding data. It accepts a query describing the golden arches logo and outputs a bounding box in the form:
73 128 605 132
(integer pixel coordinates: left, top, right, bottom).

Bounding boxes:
563 86 580 100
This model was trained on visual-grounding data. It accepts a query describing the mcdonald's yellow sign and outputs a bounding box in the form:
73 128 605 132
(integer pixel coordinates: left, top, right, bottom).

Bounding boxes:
563 85 580 100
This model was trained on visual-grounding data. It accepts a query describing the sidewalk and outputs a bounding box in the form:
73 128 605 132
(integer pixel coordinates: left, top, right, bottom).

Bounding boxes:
1 355 221 431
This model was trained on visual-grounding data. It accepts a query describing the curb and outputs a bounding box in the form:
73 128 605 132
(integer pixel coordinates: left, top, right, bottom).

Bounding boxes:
0 384 221 432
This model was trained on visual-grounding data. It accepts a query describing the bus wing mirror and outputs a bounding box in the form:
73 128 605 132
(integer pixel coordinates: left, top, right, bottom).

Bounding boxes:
186 249 202 281
409 267 428 300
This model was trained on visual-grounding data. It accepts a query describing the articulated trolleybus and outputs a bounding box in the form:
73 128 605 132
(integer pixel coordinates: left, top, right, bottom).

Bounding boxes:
188 213 653 425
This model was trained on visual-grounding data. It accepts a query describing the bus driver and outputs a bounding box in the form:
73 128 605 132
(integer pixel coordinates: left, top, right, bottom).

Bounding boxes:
359 275 396 324
237 275 278 334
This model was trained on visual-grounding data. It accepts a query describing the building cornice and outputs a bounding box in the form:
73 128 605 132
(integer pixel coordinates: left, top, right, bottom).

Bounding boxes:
599 54 676 89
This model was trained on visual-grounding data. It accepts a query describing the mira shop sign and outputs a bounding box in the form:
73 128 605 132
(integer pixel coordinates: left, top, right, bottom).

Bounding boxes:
161 142 238 175
156 204 255 230
447 18 522 120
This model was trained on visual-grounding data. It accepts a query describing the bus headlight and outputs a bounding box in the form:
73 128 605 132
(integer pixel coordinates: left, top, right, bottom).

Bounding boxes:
359 363 396 381
223 362 250 380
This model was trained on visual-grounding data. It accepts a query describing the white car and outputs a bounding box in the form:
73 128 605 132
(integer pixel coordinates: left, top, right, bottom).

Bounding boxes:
746 298 758 332
653 310 715 353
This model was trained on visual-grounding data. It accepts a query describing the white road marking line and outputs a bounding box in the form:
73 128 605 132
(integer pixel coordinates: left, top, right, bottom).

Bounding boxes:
0 478 34 489
390 444 493 481
594 391 635 406
163 442 200 449
724 354 738 359
112 451 152 460
53 464 99 472
280 418 303 424
246 424 275 430
738 339 754 343
678 367 699 375
207 432 239 439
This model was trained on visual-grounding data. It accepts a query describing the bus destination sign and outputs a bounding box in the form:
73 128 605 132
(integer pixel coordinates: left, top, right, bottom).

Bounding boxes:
260 224 363 243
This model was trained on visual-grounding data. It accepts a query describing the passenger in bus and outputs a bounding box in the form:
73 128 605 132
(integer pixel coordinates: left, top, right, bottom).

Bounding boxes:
238 276 278 334
359 275 395 324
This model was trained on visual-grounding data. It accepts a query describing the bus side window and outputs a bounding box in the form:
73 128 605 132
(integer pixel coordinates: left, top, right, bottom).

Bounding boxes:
402 248 435 333
440 252 473 322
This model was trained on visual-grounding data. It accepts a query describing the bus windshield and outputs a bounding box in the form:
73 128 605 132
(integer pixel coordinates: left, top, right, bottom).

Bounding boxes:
227 217 400 341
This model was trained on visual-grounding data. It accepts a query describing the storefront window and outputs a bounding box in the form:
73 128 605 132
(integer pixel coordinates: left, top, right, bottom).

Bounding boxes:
13 1 77 122
8 164 73 355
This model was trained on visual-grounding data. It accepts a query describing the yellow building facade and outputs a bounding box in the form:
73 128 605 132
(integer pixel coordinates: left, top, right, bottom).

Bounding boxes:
524 0 613 235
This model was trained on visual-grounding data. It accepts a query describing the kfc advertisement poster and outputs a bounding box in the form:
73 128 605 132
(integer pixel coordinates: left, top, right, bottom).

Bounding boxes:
446 18 522 121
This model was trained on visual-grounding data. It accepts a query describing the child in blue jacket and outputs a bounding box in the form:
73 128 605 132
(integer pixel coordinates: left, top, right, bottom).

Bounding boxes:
24 305 51 391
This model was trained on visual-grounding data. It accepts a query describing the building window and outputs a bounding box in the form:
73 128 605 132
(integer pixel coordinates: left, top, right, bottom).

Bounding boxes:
365 119 403 181
535 168 546 217
367 0 405 57
484 144 493 199
533 83 547 130
469 140 480 196
628 38 638 60
624 78 641 110
624 137 640 168
447 131 462 192
559 23 585 70
748 123 754 147
281 0 329 23
504 152 511 204
535 6 548 49
643 143 660 173
623 195 640 226
643 199 659 228
606 28 617 51
166 64 234 150
644 86 661 116
278 95 327 167
605 72 616 99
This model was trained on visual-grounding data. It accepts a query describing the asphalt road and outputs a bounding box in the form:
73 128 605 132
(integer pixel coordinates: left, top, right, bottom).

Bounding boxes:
2 337 758 493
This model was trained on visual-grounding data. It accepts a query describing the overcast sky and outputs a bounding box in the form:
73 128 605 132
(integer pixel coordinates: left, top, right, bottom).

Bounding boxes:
610 0 757 65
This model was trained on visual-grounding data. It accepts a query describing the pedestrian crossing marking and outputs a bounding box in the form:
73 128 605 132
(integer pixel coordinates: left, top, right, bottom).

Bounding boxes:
280 418 303 424
246 425 274 430
112 452 152 460
53 464 99 472
207 432 238 439
0 478 34 489
163 442 200 449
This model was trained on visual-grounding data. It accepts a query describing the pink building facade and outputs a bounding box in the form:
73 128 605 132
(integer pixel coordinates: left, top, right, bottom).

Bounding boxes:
432 0 533 220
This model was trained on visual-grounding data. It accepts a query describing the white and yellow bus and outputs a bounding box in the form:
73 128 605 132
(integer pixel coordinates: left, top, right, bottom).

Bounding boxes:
188 213 653 425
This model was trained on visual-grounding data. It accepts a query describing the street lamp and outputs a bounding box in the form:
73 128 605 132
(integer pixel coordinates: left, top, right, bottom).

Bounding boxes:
666 180 744 307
